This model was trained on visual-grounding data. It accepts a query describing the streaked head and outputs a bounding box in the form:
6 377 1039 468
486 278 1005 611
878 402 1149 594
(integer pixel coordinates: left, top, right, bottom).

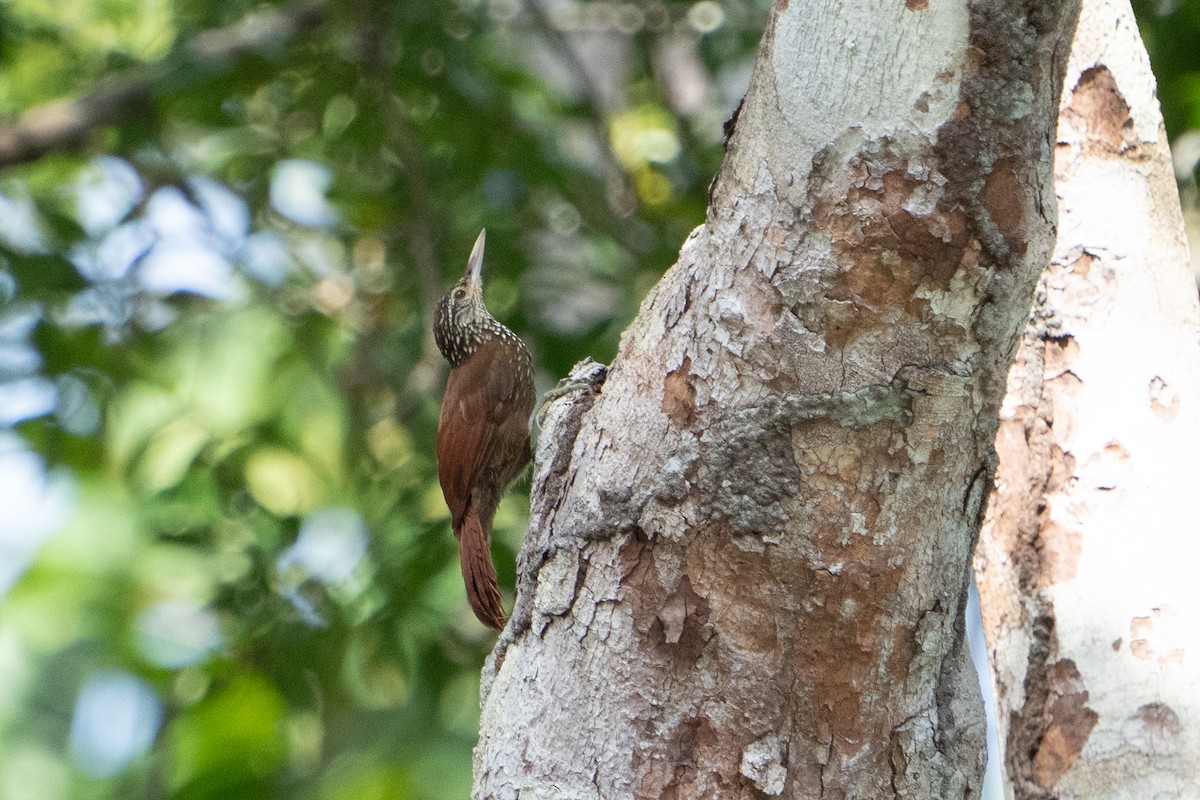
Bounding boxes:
434 229 494 365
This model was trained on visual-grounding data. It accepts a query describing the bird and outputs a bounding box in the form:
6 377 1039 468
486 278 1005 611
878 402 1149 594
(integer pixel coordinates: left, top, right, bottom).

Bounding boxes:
434 229 535 629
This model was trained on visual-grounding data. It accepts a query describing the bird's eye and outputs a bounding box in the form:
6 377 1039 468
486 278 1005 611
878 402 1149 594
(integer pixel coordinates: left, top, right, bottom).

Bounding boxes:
454 288 466 300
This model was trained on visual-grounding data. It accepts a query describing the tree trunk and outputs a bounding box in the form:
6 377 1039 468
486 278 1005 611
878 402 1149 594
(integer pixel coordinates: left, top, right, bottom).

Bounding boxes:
477 2 1080 797
975 0 1200 796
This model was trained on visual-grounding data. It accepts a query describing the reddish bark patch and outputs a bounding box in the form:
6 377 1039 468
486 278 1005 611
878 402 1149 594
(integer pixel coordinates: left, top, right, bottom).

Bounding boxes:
1130 613 1160 661
694 534 782 656
1095 441 1130 490
1129 607 1185 665
905 0 929 9
987 343 1065 588
622 536 713 670
1043 334 1079 379
1068 65 1136 154
1038 521 1082 583
1149 376 1180 422
1030 659 1099 790
808 145 972 347
792 564 907 746
980 156 1027 244
1129 703 1183 756
792 419 919 646
791 418 908 553
656 573 712 651
663 357 697 428
623 536 748 798
1068 249 1095 279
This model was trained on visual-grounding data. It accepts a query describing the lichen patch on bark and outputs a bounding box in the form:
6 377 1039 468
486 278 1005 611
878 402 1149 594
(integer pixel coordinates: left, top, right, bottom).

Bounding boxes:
740 734 788 796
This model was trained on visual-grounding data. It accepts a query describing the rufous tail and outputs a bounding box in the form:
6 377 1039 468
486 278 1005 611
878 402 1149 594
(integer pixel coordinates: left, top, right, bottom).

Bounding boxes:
456 508 506 630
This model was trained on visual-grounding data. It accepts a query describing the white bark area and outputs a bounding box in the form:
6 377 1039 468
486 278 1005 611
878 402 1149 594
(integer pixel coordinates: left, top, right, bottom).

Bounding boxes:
975 0 1200 797
476 3 1079 798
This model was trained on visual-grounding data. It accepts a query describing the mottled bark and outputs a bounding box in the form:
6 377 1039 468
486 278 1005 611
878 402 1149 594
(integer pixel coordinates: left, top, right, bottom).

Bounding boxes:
975 0 1200 797
477 2 1080 798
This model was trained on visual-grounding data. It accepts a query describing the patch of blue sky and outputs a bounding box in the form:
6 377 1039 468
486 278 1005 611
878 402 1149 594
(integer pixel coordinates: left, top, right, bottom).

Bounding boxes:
68 672 162 779
74 157 143 236
270 159 338 228
0 433 75 597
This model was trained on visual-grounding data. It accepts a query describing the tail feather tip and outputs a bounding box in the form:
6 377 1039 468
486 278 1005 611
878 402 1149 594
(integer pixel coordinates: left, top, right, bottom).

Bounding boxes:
457 510 507 630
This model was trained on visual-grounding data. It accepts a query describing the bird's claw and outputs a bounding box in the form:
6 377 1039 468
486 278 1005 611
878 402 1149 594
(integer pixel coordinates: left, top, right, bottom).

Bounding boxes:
533 357 608 429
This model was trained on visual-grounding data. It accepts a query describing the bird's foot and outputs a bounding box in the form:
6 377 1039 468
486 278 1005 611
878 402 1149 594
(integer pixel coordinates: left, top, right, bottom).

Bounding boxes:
533 357 608 429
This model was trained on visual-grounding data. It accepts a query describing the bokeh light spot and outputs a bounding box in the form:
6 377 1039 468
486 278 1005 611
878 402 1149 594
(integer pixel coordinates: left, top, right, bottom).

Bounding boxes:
68 673 162 778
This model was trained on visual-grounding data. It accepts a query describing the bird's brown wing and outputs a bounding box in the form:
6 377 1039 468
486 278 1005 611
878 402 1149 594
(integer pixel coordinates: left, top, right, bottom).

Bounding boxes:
436 345 530 528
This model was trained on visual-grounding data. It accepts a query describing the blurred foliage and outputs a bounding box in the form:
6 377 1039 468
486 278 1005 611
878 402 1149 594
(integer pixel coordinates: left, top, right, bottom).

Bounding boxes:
0 1 1197 799
0 1 771 798
1133 0 1200 141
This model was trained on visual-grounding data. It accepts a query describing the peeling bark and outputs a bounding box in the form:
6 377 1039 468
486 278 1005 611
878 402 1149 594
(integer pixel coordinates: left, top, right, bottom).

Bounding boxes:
477 2 1080 798
975 0 1200 797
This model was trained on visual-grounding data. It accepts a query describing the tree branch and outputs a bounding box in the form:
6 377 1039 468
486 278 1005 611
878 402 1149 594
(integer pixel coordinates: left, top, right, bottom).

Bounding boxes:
0 0 326 170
